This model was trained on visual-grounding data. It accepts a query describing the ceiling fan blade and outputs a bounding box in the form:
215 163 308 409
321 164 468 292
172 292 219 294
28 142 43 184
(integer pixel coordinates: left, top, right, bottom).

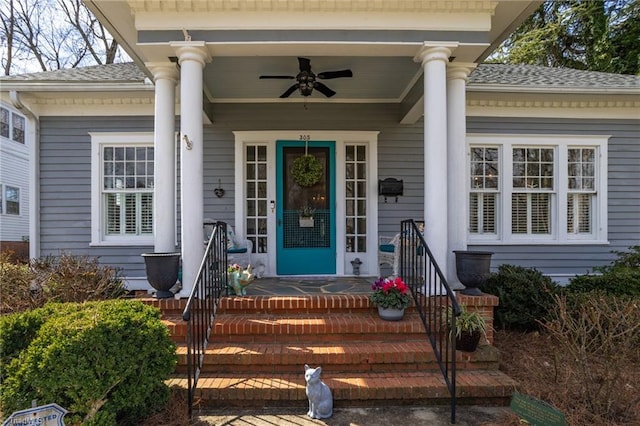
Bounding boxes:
279 84 299 98
314 82 336 98
298 57 311 72
259 75 295 79
317 69 353 79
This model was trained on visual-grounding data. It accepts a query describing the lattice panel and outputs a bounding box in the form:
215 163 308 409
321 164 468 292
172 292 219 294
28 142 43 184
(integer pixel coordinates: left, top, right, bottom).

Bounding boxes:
283 210 330 248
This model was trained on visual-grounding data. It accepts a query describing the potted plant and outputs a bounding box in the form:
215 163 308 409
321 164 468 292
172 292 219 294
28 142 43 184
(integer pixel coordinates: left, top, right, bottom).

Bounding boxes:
370 276 411 321
299 205 315 227
445 304 487 352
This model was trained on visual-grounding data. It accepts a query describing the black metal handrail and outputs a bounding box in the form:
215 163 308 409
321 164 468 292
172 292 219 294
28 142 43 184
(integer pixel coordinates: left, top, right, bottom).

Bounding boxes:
182 221 227 418
399 219 461 424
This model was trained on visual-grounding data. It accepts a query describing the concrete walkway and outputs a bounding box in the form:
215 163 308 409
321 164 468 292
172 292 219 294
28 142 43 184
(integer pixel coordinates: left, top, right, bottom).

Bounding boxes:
195 405 512 425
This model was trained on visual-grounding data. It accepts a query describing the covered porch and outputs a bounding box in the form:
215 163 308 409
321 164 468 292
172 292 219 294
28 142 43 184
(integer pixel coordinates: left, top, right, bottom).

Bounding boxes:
81 1 540 296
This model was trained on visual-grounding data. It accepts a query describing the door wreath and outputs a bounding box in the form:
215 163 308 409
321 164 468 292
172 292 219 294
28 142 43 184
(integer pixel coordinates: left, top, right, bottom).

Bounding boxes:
292 154 323 187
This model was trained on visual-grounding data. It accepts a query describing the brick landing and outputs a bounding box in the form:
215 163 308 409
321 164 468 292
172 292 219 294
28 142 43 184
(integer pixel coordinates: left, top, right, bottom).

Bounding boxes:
143 293 518 410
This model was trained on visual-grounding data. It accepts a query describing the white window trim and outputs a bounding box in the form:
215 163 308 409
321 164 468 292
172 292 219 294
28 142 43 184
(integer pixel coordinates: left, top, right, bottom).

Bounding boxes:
90 132 154 246
467 134 609 245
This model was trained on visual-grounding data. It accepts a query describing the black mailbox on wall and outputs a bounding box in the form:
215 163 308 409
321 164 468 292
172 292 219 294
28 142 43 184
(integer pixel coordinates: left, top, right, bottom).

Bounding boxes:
378 178 403 202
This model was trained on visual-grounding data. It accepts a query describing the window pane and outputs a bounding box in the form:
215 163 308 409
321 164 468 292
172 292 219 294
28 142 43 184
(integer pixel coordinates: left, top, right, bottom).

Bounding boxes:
469 193 479 233
5 186 19 215
257 145 267 161
257 182 267 198
345 181 354 197
345 163 354 179
140 194 153 234
125 194 136 234
568 194 592 234
512 194 527 234
105 194 121 234
12 114 25 143
345 145 354 161
246 145 255 161
1 108 9 138
257 200 267 216
246 182 256 198
531 194 550 234
482 194 496 233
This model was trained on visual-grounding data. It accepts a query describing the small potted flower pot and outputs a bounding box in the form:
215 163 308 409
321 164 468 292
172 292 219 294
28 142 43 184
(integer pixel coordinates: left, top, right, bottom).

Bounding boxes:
444 304 488 352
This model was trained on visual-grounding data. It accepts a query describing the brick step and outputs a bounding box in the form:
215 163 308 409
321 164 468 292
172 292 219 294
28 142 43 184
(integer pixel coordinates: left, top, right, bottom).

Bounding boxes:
173 341 500 374
167 370 517 409
218 294 391 314
163 311 428 344
138 297 188 317
210 311 428 343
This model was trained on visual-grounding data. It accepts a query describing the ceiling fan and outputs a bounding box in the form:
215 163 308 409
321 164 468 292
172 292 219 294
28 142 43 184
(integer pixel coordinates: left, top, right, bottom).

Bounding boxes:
259 57 353 98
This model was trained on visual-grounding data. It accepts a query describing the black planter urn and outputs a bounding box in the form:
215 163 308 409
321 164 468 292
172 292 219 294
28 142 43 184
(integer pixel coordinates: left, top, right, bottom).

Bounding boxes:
456 330 482 352
453 250 493 296
141 252 181 299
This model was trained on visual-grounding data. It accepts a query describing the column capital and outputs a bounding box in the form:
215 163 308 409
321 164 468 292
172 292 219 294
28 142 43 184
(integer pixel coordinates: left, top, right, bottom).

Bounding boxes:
145 62 179 82
447 62 478 82
170 41 212 67
414 44 457 67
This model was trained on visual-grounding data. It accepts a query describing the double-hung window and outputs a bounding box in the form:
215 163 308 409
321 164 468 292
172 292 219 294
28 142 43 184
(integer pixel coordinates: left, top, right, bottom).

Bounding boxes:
0 184 20 215
91 133 155 245
1 106 26 144
468 135 608 244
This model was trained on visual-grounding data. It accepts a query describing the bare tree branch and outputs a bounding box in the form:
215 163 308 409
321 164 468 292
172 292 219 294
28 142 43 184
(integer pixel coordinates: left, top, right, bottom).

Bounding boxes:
1 0 126 75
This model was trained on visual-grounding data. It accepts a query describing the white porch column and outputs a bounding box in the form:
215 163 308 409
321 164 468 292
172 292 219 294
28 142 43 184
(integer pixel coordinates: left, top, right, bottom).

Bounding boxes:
172 42 211 297
446 63 476 287
147 62 179 253
417 46 451 275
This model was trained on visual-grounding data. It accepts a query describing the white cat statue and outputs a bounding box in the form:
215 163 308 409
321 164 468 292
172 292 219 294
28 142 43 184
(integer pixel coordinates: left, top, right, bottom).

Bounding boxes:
304 364 333 419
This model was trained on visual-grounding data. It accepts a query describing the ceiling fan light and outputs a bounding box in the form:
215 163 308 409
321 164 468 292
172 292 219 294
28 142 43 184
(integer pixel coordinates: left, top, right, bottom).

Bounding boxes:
299 84 314 96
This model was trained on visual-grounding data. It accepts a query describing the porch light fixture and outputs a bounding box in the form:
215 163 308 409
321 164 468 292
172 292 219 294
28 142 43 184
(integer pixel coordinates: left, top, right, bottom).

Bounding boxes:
182 134 193 150
214 179 225 198
298 71 315 96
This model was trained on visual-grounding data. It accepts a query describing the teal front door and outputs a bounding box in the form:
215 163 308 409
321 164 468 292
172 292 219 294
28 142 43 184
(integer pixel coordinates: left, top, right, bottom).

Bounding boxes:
276 140 336 275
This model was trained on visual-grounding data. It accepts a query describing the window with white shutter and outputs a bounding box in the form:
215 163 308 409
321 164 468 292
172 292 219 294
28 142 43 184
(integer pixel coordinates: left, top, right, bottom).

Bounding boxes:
467 135 607 245
91 132 156 245
469 146 498 236
567 147 596 237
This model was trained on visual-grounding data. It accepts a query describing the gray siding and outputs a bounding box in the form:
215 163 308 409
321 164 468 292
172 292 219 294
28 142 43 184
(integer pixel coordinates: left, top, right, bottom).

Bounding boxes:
38 111 639 281
39 116 155 278
204 103 426 234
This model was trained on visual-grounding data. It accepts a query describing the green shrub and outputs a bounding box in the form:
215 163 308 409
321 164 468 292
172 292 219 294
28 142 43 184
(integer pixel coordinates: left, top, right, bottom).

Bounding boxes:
566 246 640 297
482 264 559 331
0 300 176 425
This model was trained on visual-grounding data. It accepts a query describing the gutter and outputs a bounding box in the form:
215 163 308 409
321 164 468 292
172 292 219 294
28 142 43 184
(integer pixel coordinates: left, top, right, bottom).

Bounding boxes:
468 84 640 96
1 82 153 92
9 91 40 259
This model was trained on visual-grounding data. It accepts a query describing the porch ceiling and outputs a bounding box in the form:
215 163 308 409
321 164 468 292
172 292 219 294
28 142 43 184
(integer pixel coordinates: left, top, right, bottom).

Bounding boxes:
84 1 541 107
